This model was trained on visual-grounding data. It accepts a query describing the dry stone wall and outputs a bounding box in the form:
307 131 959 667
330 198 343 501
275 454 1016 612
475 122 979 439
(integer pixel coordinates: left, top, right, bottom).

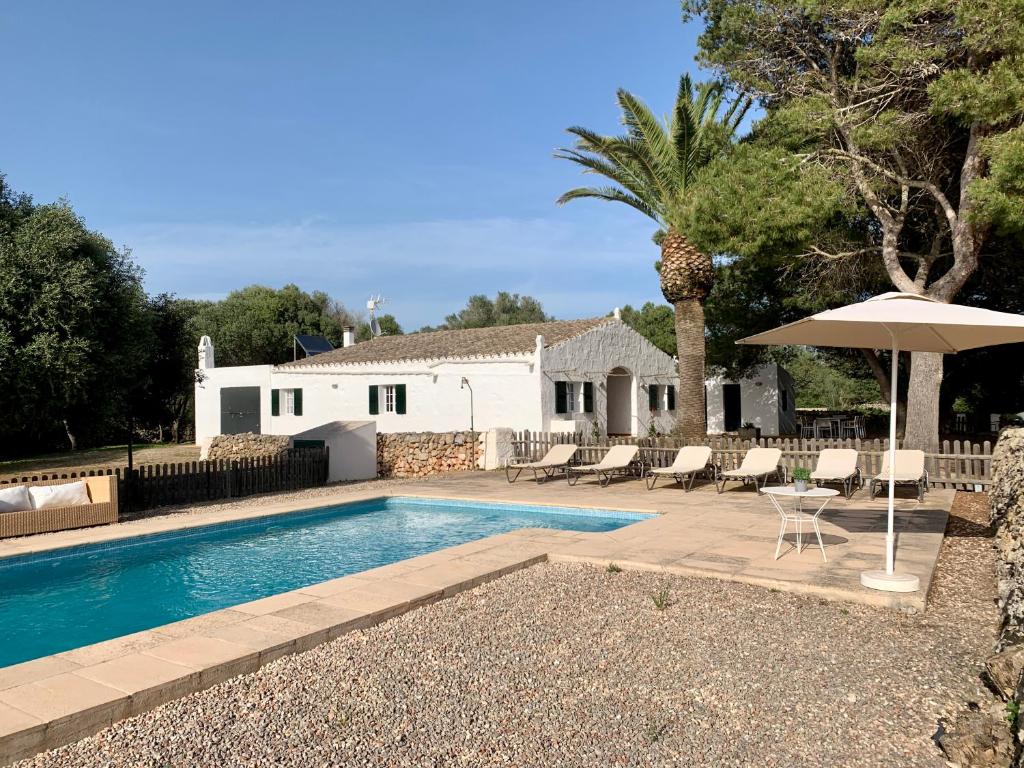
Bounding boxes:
205 433 291 461
377 431 483 478
941 427 1024 767
993 428 1024 649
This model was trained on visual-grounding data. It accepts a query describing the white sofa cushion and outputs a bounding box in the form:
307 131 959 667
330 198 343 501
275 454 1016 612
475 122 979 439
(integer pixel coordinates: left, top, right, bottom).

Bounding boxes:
0 485 32 514
28 480 91 510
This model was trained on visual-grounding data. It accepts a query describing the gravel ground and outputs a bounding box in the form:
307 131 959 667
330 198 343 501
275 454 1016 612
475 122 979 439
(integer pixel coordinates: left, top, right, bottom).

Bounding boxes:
17 493 998 768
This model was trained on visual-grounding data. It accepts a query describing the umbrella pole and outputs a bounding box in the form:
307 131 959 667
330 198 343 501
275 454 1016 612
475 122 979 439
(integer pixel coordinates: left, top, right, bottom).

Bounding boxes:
861 335 920 593
886 341 897 575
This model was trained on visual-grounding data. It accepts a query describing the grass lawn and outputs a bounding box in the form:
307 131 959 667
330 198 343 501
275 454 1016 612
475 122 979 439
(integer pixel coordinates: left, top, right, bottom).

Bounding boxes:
0 443 201 478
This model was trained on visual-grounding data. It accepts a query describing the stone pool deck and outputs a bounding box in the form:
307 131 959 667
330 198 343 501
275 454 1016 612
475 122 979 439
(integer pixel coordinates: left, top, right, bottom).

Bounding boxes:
0 472 952 765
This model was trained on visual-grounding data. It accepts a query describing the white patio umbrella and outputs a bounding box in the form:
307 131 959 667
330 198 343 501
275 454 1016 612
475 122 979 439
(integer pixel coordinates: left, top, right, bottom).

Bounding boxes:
738 292 1024 592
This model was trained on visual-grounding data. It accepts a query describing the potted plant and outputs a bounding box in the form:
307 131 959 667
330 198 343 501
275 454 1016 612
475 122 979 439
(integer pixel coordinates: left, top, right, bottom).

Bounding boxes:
792 466 811 493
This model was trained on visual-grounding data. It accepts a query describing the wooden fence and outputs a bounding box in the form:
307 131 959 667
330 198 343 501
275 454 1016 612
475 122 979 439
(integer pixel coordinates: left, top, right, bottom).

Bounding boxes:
511 431 992 490
1 447 330 518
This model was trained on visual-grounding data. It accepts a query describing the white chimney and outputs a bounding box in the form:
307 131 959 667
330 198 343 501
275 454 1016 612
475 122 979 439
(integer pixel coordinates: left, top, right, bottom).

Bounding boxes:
342 326 355 347
198 335 215 369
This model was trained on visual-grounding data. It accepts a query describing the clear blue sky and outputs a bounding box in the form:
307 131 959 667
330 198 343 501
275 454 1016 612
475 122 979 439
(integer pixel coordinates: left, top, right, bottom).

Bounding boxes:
3 1 707 329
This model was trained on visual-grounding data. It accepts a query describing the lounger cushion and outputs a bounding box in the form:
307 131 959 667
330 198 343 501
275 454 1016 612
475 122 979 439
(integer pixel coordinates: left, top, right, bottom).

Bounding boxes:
811 449 858 480
510 444 576 469
0 485 32 513
653 446 711 474
29 480 91 510
874 450 926 482
575 445 639 472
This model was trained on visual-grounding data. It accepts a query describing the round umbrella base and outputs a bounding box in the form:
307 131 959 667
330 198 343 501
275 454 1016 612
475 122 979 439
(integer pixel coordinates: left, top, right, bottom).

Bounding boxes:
860 570 920 592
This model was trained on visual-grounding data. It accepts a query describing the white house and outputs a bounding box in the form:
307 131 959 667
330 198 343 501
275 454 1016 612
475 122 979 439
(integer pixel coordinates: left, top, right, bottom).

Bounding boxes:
194 312 680 441
705 363 797 436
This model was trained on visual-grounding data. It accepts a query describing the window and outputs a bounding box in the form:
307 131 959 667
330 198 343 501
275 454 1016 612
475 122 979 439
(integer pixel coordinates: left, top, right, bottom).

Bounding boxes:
648 384 660 412
666 385 676 411
271 388 302 416
781 389 789 411
564 383 576 415
369 384 406 415
583 382 594 413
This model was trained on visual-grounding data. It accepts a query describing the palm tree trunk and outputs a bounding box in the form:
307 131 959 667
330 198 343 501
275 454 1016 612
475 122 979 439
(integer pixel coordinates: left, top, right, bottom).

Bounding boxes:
673 299 707 442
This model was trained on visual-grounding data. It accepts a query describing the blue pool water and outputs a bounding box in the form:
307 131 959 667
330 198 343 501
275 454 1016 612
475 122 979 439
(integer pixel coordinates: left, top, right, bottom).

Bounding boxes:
0 496 649 668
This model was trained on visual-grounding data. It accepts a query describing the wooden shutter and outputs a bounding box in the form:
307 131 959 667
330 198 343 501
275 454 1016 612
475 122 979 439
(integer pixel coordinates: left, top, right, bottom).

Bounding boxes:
648 385 659 412
369 385 379 415
395 384 407 414
583 382 594 413
271 389 280 416
555 381 567 414
293 388 303 416
666 385 676 411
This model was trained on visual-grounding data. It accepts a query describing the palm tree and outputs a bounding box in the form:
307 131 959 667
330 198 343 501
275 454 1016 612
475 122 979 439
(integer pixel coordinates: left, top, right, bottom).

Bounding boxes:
556 75 750 441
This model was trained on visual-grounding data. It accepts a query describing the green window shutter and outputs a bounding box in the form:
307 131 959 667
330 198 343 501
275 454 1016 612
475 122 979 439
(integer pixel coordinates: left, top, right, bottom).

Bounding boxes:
369 385 379 415
648 385 659 412
395 384 407 414
667 385 676 411
293 388 303 416
271 389 280 416
554 381 567 414
583 382 594 413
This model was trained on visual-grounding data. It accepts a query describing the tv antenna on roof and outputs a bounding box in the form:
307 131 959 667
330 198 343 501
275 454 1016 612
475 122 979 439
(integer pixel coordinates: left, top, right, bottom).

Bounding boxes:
367 295 387 336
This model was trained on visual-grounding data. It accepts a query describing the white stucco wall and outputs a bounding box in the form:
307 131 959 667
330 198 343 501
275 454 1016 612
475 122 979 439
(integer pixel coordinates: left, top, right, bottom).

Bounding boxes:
291 421 377 483
195 356 543 440
776 366 798 435
266 358 541 435
193 318 679 441
539 319 677 437
705 363 795 436
194 365 273 442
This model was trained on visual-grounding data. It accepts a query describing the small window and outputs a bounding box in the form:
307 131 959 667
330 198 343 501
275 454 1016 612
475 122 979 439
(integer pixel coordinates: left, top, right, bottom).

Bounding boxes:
564 383 576 415
283 389 295 415
384 385 396 413
648 384 660 412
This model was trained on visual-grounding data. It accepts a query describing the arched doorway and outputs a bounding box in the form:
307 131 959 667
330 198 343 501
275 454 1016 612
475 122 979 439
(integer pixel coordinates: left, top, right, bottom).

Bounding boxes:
606 366 633 436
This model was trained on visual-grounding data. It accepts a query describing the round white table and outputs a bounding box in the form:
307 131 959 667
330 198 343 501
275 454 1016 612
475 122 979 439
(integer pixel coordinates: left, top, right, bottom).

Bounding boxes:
762 486 839 562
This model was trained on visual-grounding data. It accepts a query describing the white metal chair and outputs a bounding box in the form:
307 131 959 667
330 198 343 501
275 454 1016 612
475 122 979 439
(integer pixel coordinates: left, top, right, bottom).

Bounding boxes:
506 444 578 483
645 446 716 491
567 445 640 487
716 447 784 493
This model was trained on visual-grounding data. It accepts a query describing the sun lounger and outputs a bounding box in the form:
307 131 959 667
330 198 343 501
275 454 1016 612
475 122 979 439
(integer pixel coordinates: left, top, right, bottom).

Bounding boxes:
567 444 640 487
645 446 715 491
870 449 928 502
715 447 784 494
810 448 861 499
506 444 578 483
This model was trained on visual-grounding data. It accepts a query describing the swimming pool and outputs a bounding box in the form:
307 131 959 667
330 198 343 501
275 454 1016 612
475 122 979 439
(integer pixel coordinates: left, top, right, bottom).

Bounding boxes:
0 496 650 668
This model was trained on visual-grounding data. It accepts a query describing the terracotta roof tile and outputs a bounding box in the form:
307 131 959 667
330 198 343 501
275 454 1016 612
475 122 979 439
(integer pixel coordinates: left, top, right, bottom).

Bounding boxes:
277 317 614 368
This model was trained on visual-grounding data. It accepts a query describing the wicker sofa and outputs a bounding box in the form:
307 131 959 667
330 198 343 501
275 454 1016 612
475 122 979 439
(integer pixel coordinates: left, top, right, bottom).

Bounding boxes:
0 475 119 538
